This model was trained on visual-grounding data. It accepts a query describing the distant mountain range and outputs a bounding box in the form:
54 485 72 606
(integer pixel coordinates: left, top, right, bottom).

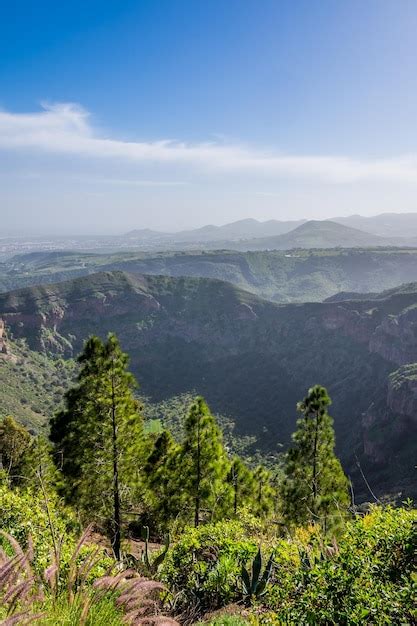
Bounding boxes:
1 270 417 499
3 213 417 258
333 212 417 238
122 214 417 251
124 217 306 242
226 220 391 251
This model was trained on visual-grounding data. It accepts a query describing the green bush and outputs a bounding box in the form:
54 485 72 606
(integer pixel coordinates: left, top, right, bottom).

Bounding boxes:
161 519 260 613
0 481 78 571
0 481 112 584
264 506 417 624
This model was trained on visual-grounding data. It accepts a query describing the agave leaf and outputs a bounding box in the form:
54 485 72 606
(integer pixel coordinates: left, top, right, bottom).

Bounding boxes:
142 526 151 570
261 551 274 586
251 548 262 593
255 579 267 597
241 565 251 596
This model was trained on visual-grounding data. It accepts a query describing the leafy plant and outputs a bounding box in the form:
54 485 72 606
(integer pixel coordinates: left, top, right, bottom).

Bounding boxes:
161 519 259 617
141 526 170 576
126 526 171 577
240 548 274 605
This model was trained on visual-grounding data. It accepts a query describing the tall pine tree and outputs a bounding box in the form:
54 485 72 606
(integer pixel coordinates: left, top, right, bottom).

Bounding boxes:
144 430 185 531
181 397 231 526
50 334 144 559
281 385 349 530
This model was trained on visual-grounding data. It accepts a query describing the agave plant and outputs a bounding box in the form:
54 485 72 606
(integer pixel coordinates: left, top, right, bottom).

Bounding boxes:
240 548 274 606
126 527 170 578
141 526 170 576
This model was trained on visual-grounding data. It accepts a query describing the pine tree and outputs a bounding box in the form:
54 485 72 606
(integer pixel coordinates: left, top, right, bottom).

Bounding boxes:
144 429 184 531
50 333 144 559
181 397 231 526
281 385 349 530
227 456 255 515
252 464 276 518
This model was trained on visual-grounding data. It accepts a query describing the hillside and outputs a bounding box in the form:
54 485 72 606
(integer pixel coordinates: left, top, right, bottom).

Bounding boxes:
1 270 417 498
4 247 417 304
0 339 76 431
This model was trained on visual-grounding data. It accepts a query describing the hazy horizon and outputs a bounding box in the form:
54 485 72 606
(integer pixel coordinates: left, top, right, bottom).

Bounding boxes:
3 210 417 239
3 1 417 234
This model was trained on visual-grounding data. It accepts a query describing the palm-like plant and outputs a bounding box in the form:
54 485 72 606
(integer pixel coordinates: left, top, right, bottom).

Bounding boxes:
240 548 274 606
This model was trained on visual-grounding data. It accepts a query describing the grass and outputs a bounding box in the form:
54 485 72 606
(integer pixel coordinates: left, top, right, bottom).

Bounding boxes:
35 593 124 626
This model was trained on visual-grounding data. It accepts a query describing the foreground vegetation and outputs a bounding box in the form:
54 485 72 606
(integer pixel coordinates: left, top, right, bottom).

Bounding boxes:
0 333 416 624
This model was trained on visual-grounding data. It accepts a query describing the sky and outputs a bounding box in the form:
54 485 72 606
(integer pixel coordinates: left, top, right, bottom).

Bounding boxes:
2 0 417 234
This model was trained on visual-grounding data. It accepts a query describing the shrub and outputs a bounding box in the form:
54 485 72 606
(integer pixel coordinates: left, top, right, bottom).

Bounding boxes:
0 481 79 574
263 506 417 624
161 519 260 616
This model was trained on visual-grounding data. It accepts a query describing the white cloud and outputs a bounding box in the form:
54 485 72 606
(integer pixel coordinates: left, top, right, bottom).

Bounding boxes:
2 102 417 184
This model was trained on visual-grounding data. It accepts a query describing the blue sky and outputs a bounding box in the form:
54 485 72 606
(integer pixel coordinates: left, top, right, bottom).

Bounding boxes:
2 0 417 233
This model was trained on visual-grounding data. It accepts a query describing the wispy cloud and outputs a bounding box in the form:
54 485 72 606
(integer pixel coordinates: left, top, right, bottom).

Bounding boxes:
2 102 417 184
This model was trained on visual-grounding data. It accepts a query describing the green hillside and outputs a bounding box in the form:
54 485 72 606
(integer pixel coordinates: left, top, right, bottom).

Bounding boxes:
3 246 417 303
1 270 417 498
0 340 76 431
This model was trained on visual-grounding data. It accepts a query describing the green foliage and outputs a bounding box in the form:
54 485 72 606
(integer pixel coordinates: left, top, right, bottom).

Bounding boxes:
181 397 232 527
136 525 171 576
0 481 79 574
34 593 124 626
251 465 276 518
0 339 76 431
0 415 32 481
201 618 250 626
0 518 172 626
143 429 184 532
50 334 145 557
227 456 255 516
161 519 260 613
264 506 417 624
280 385 350 530
4 267 417 498
240 548 274 605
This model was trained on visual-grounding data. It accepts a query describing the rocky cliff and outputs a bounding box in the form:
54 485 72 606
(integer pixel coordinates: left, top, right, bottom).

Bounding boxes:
1 271 417 498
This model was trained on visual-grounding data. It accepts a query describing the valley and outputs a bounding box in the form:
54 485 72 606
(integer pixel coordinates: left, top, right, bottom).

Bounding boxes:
1 269 417 499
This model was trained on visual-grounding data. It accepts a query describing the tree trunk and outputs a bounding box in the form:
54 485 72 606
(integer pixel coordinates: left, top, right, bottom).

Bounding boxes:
194 415 201 527
311 411 320 519
111 366 121 560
